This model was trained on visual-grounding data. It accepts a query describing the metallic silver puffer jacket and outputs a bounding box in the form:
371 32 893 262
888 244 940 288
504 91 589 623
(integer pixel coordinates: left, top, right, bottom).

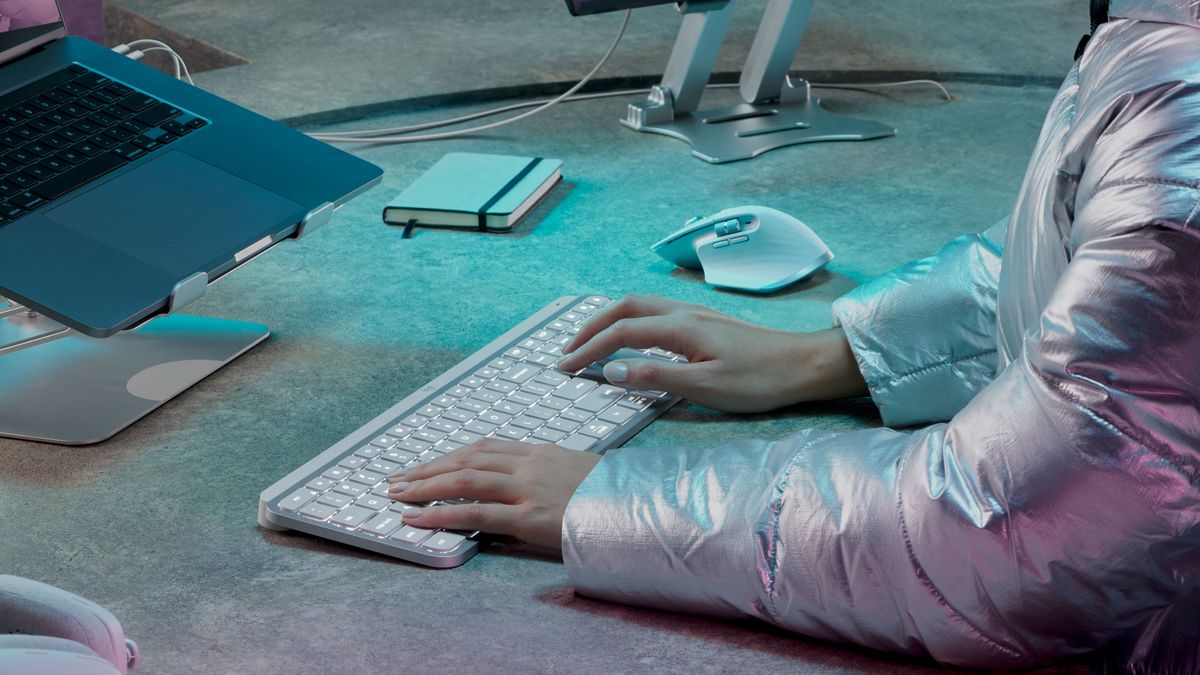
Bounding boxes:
562 1 1200 670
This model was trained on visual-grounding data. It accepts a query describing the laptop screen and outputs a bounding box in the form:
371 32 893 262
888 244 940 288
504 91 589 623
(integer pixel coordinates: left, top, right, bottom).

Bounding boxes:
0 0 64 62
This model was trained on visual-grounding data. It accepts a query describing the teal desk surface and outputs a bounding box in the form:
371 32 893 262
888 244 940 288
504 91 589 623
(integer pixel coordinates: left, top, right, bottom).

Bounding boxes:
0 84 1092 673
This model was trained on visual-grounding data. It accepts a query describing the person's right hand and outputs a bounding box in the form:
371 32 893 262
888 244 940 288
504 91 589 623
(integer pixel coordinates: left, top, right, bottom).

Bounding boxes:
557 295 867 413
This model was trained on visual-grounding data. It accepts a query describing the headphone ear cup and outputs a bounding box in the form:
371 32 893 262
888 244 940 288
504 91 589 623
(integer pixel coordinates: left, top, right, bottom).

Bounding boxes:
0 576 134 673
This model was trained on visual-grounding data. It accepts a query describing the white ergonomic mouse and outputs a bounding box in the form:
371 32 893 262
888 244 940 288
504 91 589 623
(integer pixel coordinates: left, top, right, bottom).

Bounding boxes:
650 206 833 293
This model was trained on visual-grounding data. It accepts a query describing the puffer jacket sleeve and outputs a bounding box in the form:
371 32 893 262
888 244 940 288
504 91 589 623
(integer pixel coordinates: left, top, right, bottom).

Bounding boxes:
563 200 1200 667
831 218 1007 427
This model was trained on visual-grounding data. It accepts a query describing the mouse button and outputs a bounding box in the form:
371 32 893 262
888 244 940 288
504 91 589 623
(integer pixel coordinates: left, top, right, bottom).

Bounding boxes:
712 240 731 249
729 235 749 245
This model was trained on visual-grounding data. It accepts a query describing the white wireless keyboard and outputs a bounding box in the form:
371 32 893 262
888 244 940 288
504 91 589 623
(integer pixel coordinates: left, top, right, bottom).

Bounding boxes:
258 295 681 568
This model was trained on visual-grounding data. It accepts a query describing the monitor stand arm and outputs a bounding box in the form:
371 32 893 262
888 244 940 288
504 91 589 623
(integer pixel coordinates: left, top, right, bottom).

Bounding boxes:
0 202 334 446
623 0 895 163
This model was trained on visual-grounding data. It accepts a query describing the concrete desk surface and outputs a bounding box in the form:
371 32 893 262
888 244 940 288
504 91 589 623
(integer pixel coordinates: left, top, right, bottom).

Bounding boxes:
1 2 1101 673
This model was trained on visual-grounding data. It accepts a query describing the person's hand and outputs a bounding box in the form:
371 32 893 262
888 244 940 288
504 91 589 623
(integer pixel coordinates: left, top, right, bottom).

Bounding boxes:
386 440 601 553
557 294 867 413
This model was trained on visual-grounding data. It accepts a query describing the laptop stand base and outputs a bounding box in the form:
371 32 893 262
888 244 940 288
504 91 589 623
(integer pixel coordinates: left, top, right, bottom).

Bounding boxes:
0 312 268 445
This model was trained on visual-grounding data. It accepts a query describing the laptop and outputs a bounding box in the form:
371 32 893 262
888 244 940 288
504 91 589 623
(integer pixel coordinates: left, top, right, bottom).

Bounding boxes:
0 2 382 337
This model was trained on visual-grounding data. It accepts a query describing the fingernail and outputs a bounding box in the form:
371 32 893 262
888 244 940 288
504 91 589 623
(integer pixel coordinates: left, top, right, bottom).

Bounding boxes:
403 509 422 520
388 481 410 491
387 472 407 482
603 361 629 383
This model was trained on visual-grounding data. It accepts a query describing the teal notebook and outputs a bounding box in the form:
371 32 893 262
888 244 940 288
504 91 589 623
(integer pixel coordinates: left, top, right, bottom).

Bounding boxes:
383 152 563 233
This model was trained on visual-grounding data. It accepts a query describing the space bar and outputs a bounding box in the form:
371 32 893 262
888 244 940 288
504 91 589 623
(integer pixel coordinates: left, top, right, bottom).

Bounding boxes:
32 153 128 201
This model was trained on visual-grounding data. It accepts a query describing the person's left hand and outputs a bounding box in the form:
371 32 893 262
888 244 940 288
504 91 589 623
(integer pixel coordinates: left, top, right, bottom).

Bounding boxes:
386 440 602 553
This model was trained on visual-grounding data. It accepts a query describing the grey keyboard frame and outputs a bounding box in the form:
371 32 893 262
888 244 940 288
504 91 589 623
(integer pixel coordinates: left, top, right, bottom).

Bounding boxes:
258 295 680 568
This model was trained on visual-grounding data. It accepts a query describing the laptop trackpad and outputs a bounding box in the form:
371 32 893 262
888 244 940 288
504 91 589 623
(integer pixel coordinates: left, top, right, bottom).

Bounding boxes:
45 151 304 277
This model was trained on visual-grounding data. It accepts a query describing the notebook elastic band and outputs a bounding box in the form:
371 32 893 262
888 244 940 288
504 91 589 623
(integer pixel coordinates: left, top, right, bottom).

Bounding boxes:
476 157 543 231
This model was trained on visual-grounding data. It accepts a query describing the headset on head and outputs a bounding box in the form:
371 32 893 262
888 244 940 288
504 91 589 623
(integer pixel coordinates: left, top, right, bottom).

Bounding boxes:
1075 0 1111 60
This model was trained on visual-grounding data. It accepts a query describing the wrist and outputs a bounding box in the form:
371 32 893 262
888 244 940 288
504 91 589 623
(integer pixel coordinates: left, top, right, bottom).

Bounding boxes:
785 328 868 404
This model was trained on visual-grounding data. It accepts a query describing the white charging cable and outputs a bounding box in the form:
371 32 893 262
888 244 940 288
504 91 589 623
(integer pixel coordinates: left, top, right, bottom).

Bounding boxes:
111 39 194 85
307 10 632 144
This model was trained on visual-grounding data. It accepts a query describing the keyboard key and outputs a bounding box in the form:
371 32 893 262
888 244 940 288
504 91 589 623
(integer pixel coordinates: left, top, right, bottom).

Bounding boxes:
322 466 351 481
73 72 112 89
535 370 570 386
495 425 528 441
331 482 367 498
598 405 637 425
508 391 540 407
354 444 384 459
392 525 434 546
559 409 593 424
134 103 181 127
306 477 336 492
316 492 352 509
511 415 543 430
575 386 626 413
8 192 43 210
520 383 554 397
337 456 368 470
485 380 517 395
387 502 423 517
88 89 118 105
539 396 571 411
581 421 616 439
118 94 156 113
424 532 467 552
279 488 318 512
426 418 458 434
532 428 567 443
463 420 497 436
0 204 23 219
112 140 147 158
72 141 101 156
362 513 404 537
547 418 580 434
22 165 52 181
119 119 149 134
558 434 597 452
500 365 541 384
413 429 445 445
349 470 387 486
354 495 390 511
366 460 401 474
441 408 473 423
298 502 337 521
618 394 655 410
104 82 133 97
371 434 400 448
396 439 429 455
448 430 481 445
330 506 374 529
526 406 558 421
382 449 419 464
23 142 52 157
186 118 208 129
31 152 125 200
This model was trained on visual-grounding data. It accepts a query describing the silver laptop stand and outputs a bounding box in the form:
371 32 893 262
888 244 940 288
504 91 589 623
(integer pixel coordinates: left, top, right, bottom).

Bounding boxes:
0 202 335 446
622 0 895 163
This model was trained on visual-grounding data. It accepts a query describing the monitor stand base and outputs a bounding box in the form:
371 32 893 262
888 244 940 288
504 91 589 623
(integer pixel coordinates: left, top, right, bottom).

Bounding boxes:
0 312 268 445
622 79 895 163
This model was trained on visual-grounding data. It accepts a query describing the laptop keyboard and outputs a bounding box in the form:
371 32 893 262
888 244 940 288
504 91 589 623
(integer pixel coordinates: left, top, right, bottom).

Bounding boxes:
259 295 683 568
0 63 208 227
